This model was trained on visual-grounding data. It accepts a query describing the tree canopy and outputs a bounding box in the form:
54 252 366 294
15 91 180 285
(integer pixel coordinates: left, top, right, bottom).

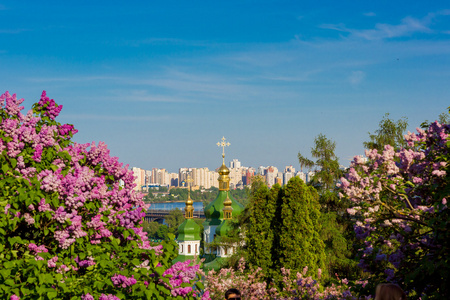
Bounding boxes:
298 133 342 191
364 113 408 151
340 119 450 299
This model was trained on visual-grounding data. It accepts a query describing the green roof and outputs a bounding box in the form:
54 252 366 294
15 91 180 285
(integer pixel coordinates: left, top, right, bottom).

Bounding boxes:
215 219 233 237
177 219 201 241
203 191 244 226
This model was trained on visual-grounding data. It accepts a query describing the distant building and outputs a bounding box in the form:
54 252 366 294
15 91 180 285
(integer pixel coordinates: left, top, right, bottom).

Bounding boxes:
307 171 315 183
230 159 241 169
296 171 307 183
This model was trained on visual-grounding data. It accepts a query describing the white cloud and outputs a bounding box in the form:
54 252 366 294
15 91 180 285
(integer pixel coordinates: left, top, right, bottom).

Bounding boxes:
322 14 435 40
363 12 376 17
349 71 365 86
61 113 170 122
0 28 30 34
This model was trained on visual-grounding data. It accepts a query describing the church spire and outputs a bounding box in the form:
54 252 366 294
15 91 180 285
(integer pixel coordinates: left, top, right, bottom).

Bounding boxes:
217 136 231 191
185 175 194 219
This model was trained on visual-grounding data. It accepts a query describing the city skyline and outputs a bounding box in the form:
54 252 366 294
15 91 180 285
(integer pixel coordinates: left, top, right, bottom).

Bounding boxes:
1 2 449 172
132 159 316 191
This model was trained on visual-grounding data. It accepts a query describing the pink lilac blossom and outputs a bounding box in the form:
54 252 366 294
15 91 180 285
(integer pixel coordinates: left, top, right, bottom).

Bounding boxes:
111 274 137 288
81 294 94 300
37 91 63 120
99 295 120 300
37 198 52 212
47 256 58 268
0 90 204 298
340 120 450 293
23 213 35 225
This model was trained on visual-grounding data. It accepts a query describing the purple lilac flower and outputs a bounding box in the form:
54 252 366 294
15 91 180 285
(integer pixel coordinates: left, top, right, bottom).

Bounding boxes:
111 274 137 288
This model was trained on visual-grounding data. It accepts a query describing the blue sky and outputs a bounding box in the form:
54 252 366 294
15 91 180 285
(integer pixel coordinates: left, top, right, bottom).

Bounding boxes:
1 1 449 172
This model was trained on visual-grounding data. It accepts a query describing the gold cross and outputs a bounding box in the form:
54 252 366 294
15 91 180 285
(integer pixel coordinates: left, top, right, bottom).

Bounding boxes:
186 174 194 199
217 136 230 162
186 175 194 188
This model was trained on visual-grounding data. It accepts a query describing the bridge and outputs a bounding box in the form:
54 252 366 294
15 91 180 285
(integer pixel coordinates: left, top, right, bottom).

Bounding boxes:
145 209 206 223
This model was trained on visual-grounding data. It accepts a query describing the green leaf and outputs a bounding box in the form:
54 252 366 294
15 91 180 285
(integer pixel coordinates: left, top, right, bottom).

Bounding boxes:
196 281 205 290
154 266 165 276
0 268 11 279
4 278 15 286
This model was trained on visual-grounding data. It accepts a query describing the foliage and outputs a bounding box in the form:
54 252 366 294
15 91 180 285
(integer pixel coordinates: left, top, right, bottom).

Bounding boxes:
298 134 342 191
317 191 360 280
297 152 314 173
142 220 160 237
142 221 169 240
275 176 327 279
363 113 408 152
245 177 278 279
0 91 204 299
438 112 450 125
165 208 185 234
339 120 450 299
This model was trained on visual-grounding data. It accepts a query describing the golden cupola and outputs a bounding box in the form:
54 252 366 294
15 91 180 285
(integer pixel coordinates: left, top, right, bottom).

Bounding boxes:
217 136 231 191
185 175 194 219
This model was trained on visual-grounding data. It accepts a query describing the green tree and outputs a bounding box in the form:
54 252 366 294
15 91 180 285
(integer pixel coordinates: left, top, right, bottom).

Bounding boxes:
318 199 359 279
438 111 450 124
245 178 279 279
275 177 326 278
297 152 314 172
165 208 185 235
142 220 160 238
298 133 342 191
156 224 170 240
364 112 408 151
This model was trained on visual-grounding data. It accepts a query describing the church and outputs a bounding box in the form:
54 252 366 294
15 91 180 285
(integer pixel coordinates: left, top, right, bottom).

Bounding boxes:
173 137 244 269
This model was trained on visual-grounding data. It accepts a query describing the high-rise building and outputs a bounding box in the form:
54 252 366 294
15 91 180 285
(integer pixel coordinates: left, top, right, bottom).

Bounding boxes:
296 171 307 183
284 172 294 185
307 171 315 183
131 167 146 191
229 159 241 169
264 166 278 187
284 165 295 173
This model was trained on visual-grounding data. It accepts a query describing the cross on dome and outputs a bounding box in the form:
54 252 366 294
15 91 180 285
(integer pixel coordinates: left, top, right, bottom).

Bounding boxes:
217 136 230 163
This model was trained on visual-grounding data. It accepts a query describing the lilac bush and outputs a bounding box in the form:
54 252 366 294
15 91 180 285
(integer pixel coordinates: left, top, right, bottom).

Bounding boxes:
0 91 203 299
339 120 450 299
203 258 355 300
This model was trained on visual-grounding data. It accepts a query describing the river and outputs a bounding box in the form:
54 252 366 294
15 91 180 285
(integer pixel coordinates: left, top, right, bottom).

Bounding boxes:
148 201 203 211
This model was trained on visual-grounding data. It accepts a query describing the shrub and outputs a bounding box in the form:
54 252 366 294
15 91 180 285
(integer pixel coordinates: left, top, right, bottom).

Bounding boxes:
0 91 203 299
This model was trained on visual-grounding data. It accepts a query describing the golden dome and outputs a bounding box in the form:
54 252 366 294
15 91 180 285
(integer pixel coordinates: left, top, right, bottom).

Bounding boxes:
218 163 230 175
